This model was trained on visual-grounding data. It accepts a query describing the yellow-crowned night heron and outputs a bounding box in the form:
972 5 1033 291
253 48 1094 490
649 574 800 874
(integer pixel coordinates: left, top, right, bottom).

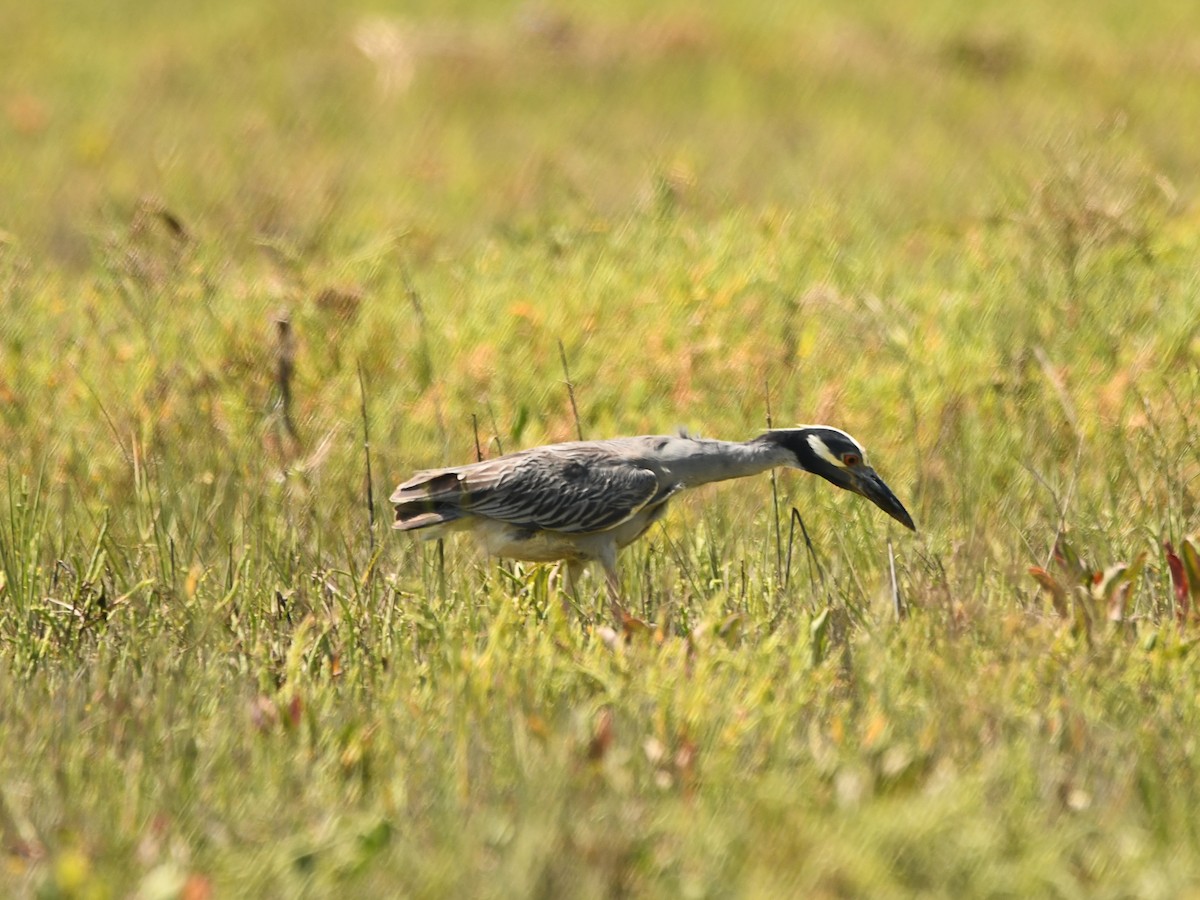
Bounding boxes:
392 426 914 614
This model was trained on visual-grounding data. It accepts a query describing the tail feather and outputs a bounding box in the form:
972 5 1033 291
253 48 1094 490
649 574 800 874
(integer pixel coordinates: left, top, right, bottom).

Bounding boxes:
393 505 464 532
390 469 463 502
392 468 470 533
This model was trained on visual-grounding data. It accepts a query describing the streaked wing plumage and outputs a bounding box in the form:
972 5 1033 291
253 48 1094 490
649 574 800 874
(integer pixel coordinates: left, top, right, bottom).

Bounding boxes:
391 441 667 535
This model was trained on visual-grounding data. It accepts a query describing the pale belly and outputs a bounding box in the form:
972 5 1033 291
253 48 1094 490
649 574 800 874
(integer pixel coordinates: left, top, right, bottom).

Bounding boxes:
460 501 674 563
471 520 597 563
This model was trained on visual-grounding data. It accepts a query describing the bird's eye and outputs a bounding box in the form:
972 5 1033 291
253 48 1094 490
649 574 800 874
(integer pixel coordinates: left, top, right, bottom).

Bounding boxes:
841 452 861 467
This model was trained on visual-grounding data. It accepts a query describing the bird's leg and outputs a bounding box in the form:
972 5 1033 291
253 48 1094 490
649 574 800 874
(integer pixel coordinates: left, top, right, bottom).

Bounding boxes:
556 560 586 616
598 544 626 626
604 568 625 625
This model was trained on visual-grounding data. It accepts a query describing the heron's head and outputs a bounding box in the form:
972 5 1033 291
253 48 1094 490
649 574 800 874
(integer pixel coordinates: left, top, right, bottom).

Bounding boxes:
759 426 916 531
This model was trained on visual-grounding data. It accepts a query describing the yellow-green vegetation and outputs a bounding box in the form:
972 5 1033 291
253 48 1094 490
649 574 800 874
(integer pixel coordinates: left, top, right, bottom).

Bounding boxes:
4 0 1200 895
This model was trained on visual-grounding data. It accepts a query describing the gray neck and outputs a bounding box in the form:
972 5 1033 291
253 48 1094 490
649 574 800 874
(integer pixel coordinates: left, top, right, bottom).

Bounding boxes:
652 436 794 488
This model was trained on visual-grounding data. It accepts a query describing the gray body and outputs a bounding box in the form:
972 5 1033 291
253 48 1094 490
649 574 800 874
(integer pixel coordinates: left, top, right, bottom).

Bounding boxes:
391 428 914 594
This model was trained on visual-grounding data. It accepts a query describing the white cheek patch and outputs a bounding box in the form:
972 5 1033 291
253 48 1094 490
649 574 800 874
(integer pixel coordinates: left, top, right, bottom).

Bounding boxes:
807 434 846 468
801 427 869 467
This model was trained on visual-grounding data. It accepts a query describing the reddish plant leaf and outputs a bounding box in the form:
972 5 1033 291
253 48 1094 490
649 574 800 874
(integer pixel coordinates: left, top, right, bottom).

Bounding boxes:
1030 566 1069 617
182 874 214 900
587 708 614 761
287 693 304 730
1181 537 1200 608
621 613 654 641
1164 542 1189 623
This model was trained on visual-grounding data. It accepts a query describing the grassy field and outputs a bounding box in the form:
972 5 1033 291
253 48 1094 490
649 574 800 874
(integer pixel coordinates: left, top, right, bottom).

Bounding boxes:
4 0 1200 895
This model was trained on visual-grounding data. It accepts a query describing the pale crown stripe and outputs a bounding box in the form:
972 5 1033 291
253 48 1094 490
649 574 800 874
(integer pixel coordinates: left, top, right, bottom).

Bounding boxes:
807 434 846 468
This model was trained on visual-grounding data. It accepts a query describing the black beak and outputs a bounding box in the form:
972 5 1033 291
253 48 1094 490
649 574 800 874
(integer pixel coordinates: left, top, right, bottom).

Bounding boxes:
849 467 917 531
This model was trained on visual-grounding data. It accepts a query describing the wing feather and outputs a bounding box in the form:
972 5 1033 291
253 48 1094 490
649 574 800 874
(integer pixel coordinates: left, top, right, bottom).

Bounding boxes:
391 442 667 535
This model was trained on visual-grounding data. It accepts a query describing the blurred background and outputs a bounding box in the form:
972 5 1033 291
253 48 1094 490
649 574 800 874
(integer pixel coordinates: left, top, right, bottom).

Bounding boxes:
6 0 1198 260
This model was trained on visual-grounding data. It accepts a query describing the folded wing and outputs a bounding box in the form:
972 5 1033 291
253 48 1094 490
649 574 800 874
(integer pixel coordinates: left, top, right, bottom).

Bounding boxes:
391 443 668 535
